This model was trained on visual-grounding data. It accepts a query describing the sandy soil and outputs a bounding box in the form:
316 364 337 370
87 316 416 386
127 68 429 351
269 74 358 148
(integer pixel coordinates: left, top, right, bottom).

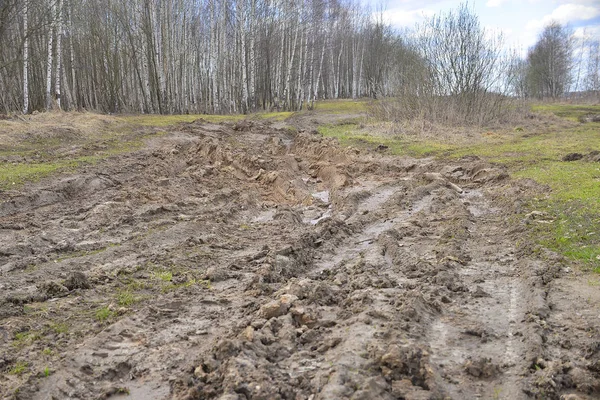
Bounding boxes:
1 115 599 400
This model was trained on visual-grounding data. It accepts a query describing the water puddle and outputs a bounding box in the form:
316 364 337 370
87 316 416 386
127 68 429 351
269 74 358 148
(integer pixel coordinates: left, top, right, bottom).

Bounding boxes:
308 191 332 225
462 190 498 217
250 209 277 224
312 190 330 203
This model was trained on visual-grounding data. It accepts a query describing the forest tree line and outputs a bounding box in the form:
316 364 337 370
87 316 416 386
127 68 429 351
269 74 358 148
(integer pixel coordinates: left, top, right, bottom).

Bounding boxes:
0 0 599 116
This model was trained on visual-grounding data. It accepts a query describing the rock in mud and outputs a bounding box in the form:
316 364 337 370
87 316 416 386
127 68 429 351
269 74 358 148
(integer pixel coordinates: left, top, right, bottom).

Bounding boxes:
562 153 584 162
471 285 490 298
63 271 91 290
377 345 433 387
259 300 289 319
205 266 229 282
464 357 500 378
37 281 69 298
585 150 600 162
391 379 432 400
351 376 393 399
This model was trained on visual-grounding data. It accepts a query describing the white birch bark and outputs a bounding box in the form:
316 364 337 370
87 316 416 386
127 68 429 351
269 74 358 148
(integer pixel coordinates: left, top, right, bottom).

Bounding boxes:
68 0 77 109
23 1 29 114
55 0 62 109
46 0 56 110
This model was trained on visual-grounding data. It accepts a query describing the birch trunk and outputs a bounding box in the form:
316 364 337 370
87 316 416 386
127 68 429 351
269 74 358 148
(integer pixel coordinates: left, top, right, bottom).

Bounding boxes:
68 0 77 109
46 0 56 110
55 0 62 109
23 1 29 114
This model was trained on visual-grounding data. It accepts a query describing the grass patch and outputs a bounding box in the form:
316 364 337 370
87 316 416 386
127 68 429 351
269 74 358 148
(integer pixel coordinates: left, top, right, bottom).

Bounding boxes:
531 104 600 122
318 122 455 157
0 157 96 189
118 113 245 127
95 306 116 322
153 270 173 282
319 103 600 272
161 278 211 293
48 322 69 334
12 331 42 348
527 200 600 273
9 361 28 375
313 99 369 114
254 111 295 121
116 290 138 307
456 122 600 272
451 123 600 166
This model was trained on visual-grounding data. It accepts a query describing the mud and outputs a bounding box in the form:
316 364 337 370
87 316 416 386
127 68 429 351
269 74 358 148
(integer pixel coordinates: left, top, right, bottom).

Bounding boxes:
1 116 599 400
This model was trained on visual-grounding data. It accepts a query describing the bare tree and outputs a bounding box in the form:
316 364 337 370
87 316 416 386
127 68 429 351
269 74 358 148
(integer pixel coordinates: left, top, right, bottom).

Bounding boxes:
526 22 573 99
585 40 600 93
45 0 56 110
407 2 510 125
0 0 528 116
23 0 29 114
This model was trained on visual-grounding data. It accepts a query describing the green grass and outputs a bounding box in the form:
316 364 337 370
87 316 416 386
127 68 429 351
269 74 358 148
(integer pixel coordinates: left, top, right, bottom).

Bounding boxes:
117 113 245 127
524 196 600 273
254 111 295 121
160 278 211 293
313 99 369 114
116 290 138 307
95 306 116 322
0 157 96 189
118 110 295 127
321 103 600 272
455 121 600 272
48 322 69 334
451 123 600 166
153 270 173 282
318 122 455 157
12 331 42 348
9 361 28 375
531 104 600 122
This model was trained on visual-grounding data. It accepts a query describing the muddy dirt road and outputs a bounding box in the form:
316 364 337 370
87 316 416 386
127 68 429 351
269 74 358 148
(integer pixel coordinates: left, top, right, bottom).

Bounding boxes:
1 116 599 399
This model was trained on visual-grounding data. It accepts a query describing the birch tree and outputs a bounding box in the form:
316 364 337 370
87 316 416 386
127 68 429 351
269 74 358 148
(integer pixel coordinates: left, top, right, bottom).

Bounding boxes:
23 0 29 114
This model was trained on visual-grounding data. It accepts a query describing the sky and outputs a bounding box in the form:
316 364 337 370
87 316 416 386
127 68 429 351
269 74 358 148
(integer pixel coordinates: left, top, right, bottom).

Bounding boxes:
366 0 600 56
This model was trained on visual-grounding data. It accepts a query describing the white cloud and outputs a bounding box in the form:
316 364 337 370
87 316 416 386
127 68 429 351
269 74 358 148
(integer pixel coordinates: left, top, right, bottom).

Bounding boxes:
378 8 435 27
573 26 600 40
486 0 510 7
525 3 600 32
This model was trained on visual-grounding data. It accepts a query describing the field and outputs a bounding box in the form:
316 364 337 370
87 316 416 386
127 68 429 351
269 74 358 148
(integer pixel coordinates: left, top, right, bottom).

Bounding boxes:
1 103 599 400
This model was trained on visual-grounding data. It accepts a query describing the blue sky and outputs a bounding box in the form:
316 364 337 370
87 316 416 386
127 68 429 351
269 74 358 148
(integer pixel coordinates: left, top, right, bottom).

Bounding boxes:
366 0 600 55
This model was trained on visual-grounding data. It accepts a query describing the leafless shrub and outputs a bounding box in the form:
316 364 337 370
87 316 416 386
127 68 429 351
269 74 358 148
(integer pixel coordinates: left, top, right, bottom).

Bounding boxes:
374 3 520 127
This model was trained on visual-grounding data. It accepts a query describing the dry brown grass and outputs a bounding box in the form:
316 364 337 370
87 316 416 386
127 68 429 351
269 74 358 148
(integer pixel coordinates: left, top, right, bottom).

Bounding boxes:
365 99 577 149
0 111 118 148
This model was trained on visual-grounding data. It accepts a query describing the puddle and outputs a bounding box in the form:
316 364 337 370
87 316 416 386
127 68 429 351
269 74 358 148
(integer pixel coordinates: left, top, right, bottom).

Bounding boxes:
312 191 330 203
250 209 277 224
356 186 397 214
462 190 498 217
309 207 333 225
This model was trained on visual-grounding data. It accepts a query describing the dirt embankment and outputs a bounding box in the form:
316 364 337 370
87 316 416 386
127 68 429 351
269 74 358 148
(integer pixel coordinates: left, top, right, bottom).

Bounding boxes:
1 118 599 400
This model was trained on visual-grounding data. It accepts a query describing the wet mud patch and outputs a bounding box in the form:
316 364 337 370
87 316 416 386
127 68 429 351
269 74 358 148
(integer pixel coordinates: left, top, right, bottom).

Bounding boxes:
0 118 598 400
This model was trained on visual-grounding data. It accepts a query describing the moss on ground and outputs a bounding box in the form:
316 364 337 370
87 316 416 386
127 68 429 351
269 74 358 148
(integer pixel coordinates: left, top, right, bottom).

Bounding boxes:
313 99 369 114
